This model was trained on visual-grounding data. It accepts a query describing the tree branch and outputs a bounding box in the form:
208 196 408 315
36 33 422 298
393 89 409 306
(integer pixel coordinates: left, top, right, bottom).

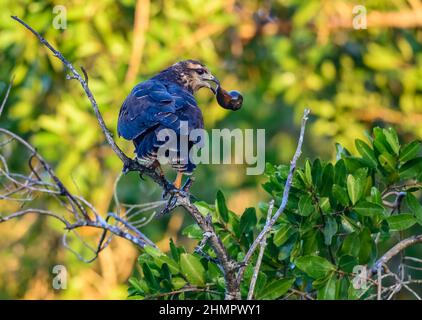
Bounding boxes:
10 15 240 300
247 199 273 300
371 234 422 275
236 108 310 285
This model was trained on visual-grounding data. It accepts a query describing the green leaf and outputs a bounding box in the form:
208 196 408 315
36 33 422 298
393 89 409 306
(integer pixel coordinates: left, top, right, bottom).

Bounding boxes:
336 277 350 300
312 159 323 189
194 201 213 217
180 253 205 286
305 159 313 186
332 184 349 206
294 255 335 279
182 224 203 239
386 214 417 231
373 127 391 154
323 217 337 245
347 175 363 205
215 190 229 223
253 272 268 296
358 228 374 264
144 245 163 258
341 233 361 257
319 197 331 213
142 263 159 289
383 128 400 155
302 230 318 255
370 187 382 205
273 224 295 246
144 245 180 274
378 153 397 173
317 273 336 300
239 207 257 235
128 277 147 294
334 160 347 186
256 278 295 300
355 139 377 168
155 255 180 275
399 141 421 163
298 194 314 216
320 163 334 196
339 255 359 273
353 200 384 217
399 157 422 180
405 194 422 225
172 277 187 290
340 215 359 233
170 238 180 262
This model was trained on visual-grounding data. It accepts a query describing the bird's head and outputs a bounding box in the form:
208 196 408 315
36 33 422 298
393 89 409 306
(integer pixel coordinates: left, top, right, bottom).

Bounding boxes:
167 60 220 94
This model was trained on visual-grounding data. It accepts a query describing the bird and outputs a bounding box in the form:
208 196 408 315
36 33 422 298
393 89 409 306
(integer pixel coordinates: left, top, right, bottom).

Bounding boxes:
117 60 219 190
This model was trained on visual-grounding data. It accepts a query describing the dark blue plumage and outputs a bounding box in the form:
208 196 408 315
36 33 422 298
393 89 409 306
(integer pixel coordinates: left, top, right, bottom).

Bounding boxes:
118 60 216 176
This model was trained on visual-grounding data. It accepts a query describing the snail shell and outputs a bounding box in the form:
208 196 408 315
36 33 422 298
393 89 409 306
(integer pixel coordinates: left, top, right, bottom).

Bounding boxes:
216 86 243 111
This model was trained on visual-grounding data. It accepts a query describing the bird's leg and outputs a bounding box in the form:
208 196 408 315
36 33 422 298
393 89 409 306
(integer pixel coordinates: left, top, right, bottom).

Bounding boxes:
173 172 183 189
150 160 164 176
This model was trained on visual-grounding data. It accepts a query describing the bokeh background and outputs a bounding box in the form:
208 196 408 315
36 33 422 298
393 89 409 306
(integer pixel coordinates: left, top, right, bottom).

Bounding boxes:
1 0 422 299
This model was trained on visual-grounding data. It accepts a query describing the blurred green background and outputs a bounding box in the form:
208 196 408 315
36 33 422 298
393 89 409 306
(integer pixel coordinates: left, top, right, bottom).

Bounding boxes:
1 0 422 299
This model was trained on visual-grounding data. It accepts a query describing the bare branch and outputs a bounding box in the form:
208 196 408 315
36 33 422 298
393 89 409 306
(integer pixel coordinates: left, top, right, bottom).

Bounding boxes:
236 108 310 285
372 234 422 274
247 199 274 300
9 15 243 299
0 77 13 117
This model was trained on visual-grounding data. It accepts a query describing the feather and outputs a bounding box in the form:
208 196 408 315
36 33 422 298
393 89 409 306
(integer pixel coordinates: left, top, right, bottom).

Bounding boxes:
117 76 204 174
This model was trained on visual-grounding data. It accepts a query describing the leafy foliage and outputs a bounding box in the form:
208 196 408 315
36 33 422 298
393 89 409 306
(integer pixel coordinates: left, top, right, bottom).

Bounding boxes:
2 0 422 299
129 127 422 299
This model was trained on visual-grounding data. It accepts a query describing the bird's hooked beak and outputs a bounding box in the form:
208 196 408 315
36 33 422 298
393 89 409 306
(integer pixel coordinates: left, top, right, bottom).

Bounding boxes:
204 75 220 94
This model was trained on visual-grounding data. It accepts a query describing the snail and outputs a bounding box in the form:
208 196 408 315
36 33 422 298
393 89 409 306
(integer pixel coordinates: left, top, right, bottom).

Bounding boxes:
215 86 243 111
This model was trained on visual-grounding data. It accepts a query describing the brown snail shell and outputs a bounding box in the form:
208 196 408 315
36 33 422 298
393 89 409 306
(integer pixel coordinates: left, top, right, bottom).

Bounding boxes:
216 86 243 111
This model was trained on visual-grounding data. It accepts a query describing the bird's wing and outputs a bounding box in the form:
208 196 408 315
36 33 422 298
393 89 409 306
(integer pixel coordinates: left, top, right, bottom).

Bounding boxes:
117 80 197 140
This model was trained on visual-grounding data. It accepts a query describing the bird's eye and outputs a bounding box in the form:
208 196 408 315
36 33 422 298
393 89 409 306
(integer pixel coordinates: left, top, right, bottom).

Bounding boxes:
195 69 205 75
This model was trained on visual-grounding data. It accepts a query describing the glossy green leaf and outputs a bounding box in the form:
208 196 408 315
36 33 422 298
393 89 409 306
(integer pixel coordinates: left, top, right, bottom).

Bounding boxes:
305 159 313 186
294 255 335 279
358 228 374 264
370 187 382 205
353 200 384 217
386 214 417 231
317 273 336 300
332 184 349 206
172 277 187 290
405 193 422 225
141 263 159 289
355 139 377 168
378 153 397 173
182 224 203 239
347 174 363 205
180 253 205 286
383 128 400 155
339 255 359 273
215 190 229 223
298 194 314 216
170 238 180 262
340 215 359 233
341 233 361 257
399 157 422 180
273 224 295 246
323 216 337 245
399 141 421 163
239 207 257 235
256 278 295 300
